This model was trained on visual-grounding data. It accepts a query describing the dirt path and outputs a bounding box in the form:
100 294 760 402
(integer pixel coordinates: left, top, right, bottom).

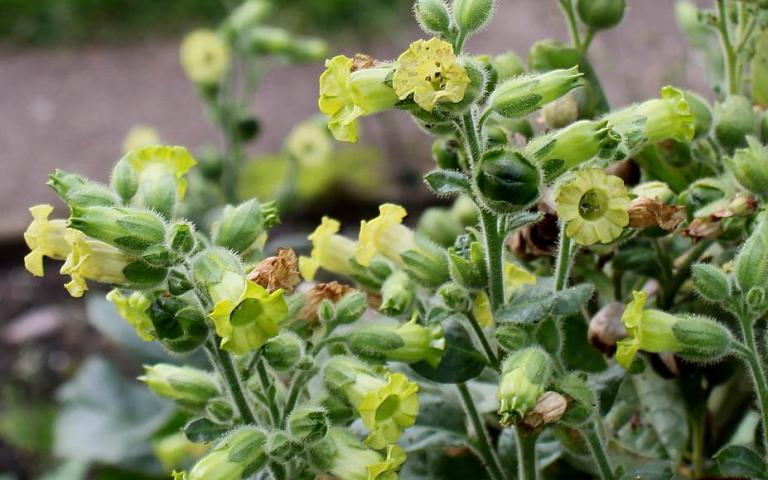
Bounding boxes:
0 0 708 240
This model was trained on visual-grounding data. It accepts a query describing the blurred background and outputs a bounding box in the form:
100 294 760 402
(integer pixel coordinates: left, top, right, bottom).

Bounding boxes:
0 0 710 478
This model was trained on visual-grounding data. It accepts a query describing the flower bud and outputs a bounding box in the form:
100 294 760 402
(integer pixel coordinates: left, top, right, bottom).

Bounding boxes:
692 263 731 304
309 429 406 480
323 356 419 448
497 347 554 426
734 213 768 293
48 170 118 208
526 119 620 181
495 324 530 351
447 238 487 288
678 178 727 215
616 291 733 368
379 270 415 316
714 95 757 150
453 0 495 34
67 205 167 256
522 391 568 429
188 428 267 480
223 0 270 36
263 332 305 371
288 405 330 443
431 138 465 170
683 90 713 139
213 199 273 255
333 290 369 325
140 364 220 410
286 37 329 62
168 221 197 256
542 93 579 129
148 296 208 353
438 282 471 312
346 316 446 367
576 0 626 31
490 67 582 118
725 136 768 195
400 237 451 287
414 0 451 35
295 282 358 326
244 25 292 54
492 51 525 82
475 148 541 213
206 398 234 423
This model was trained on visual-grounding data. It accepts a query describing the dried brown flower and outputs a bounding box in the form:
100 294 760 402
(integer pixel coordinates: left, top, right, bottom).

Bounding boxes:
247 247 301 294
627 197 686 231
299 281 356 325
351 53 376 72
522 391 568 429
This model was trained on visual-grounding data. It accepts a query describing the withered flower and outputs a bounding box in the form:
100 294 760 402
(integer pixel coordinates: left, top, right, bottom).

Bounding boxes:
627 197 686 231
522 391 568 430
247 247 301 294
299 281 356 325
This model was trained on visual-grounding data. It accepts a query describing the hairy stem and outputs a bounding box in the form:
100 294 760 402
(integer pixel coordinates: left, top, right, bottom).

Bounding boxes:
467 311 500 370
457 383 507 480
515 427 539 480
481 208 506 310
582 424 614 480
553 225 574 292
256 357 281 426
739 311 768 459
205 338 257 424
716 0 739 95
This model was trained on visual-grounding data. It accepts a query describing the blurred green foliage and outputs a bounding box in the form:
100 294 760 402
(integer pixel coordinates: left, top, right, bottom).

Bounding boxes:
0 0 410 45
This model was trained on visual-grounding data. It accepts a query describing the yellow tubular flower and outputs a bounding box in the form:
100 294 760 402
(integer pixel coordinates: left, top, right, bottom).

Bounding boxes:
555 169 630 246
615 290 681 368
106 289 155 341
357 373 420 449
209 278 288 355
393 37 470 112
124 145 197 201
122 125 160 154
23 204 71 277
472 291 493 328
318 56 399 143
299 216 357 280
356 204 416 267
318 429 406 480
179 29 230 85
60 230 132 298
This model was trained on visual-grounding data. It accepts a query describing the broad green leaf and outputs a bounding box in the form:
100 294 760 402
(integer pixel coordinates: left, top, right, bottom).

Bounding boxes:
496 283 594 324
715 445 768 479
398 391 468 452
183 417 231 444
551 284 594 315
411 316 487 383
423 169 472 197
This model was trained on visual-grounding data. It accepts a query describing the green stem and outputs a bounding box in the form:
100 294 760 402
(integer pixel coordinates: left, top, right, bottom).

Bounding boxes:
256 357 281 426
581 28 595 53
281 370 312 427
456 383 507 480
467 312 500 370
204 338 257 424
738 311 768 459
515 427 539 480
558 0 582 50
716 0 740 95
663 239 713 309
481 208 505 310
690 406 705 478
582 425 614 480
553 224 573 292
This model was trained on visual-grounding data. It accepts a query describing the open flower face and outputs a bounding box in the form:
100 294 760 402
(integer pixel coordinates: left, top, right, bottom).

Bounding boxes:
60 230 133 298
358 373 419 449
356 204 416 267
179 29 230 85
555 169 630 246
319 55 398 143
23 204 71 277
209 278 288 355
299 216 357 280
393 37 470 113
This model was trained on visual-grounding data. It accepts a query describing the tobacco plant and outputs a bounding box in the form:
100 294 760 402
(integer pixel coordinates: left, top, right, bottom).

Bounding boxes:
21 0 768 478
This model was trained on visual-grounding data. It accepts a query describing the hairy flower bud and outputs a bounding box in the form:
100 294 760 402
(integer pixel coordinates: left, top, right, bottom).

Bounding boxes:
734 213 768 293
714 95 757 150
48 170 118 208
140 364 220 410
683 90 713 139
576 0 626 31
380 270 416 316
542 93 579 129
188 428 267 480
288 405 330 443
431 138 465 170
438 282 471 312
263 331 305 371
346 316 446 367
148 296 208 353
414 0 451 35
725 136 768 195
497 347 553 426
168 221 197 256
492 51 525 82
453 0 495 34
223 0 270 36
213 199 274 255
475 148 541 213
67 205 167 256
490 67 582 118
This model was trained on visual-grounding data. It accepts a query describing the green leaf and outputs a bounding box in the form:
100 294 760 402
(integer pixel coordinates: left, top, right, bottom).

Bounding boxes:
423 169 472 197
496 283 594 324
551 284 594 315
54 357 174 475
715 445 768 479
618 462 681 480
410 316 487 383
398 391 468 452
752 29 768 107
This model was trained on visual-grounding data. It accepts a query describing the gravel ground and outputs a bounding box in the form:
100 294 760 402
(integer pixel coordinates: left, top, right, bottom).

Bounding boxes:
0 0 710 241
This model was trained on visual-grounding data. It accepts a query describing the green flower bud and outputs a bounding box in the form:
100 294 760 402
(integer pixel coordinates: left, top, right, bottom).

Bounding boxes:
715 95 757 150
263 331 305 371
334 291 369 325
497 347 553 426
346 316 446 368
212 199 273 255
494 324 530 351
414 0 451 36
438 282 471 312
235 117 260 143
616 291 733 368
288 405 330 444
447 237 486 288
188 428 267 480
683 90 713 139
735 213 768 293
678 178 727 216
67 205 167 256
168 221 197 256
490 67 582 118
309 429 406 480
431 137 465 170
692 263 731 303
245 26 293 55
453 0 495 34
417 208 463 248
526 119 620 182
724 136 768 195
542 93 579 129
264 431 297 462
400 237 451 287
286 38 329 62
319 299 336 325
167 269 193 295
380 270 415 316
148 296 208 353
48 170 118 208
747 286 768 315
223 0 271 37
492 51 525 82
576 0 626 31
632 181 675 203
140 364 220 410
474 148 541 213
485 125 508 146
